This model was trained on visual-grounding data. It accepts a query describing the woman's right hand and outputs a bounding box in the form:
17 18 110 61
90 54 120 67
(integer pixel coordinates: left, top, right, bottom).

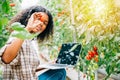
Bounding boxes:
25 12 41 33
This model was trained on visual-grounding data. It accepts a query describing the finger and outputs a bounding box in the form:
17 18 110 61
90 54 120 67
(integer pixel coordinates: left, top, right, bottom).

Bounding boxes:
35 12 42 17
28 15 34 24
33 20 42 27
32 12 42 20
28 12 38 22
33 13 38 20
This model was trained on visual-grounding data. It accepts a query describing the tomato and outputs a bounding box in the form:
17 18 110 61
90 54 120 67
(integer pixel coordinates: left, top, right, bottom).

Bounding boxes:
94 56 99 62
93 51 98 55
88 51 95 57
9 3 15 7
86 55 92 60
57 13 62 17
40 16 45 22
93 46 97 51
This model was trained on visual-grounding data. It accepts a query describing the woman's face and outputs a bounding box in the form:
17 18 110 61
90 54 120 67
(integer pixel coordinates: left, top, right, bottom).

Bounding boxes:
28 12 49 34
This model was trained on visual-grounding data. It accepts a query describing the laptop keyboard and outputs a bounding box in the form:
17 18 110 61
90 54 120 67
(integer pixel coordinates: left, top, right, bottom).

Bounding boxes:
48 64 68 67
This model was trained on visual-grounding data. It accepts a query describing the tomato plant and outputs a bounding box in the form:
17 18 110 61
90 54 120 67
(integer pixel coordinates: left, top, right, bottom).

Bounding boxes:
42 0 120 79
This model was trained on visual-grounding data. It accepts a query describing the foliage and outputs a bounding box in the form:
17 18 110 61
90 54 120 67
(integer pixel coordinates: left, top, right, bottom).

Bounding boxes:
0 0 21 78
72 0 120 79
39 0 120 79
0 0 120 80
0 0 10 48
0 0 18 48
38 0 74 58
10 22 38 39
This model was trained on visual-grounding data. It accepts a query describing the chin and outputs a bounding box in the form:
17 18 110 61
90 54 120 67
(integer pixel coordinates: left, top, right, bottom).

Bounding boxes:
33 30 39 33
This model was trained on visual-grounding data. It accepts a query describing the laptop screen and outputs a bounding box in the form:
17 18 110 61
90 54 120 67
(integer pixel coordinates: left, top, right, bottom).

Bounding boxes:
56 43 82 65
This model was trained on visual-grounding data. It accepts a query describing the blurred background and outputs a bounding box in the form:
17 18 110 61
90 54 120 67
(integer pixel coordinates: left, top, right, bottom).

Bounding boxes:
0 0 120 80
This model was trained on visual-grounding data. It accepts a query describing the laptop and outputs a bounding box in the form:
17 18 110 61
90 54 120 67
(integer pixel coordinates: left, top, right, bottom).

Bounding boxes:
36 43 82 71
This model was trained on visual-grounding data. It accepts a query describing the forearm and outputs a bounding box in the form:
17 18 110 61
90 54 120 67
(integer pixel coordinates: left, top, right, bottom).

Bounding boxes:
2 38 24 64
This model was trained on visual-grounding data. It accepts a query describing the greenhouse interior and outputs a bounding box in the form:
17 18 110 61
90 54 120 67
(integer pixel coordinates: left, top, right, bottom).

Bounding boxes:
0 0 120 80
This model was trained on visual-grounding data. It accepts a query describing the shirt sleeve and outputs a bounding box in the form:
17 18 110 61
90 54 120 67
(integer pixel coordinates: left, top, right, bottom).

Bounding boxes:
0 36 20 65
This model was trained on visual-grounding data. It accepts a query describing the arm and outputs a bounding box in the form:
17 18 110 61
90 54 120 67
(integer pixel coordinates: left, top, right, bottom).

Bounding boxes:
2 38 24 64
2 13 40 64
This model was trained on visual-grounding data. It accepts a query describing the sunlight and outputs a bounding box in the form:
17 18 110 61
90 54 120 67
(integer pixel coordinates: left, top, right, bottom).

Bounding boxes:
20 0 39 9
91 0 107 18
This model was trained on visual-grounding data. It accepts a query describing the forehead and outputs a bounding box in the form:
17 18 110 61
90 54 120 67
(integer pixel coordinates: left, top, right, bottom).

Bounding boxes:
37 12 48 17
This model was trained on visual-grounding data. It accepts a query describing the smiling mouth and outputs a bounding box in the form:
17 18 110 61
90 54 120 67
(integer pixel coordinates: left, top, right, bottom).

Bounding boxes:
36 27 41 31
29 28 41 34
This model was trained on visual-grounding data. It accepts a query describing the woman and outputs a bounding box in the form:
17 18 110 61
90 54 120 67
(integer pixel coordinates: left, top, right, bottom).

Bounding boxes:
0 6 66 80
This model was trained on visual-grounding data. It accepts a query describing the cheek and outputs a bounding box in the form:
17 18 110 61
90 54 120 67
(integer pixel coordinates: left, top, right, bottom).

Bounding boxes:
41 26 47 32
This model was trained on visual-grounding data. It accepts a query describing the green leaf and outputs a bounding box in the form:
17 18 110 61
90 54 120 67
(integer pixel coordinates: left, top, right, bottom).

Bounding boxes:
0 34 8 48
11 22 25 31
11 30 38 40
106 65 110 75
2 0 10 13
10 22 38 39
0 20 2 30
11 31 26 40
0 18 9 28
2 18 8 25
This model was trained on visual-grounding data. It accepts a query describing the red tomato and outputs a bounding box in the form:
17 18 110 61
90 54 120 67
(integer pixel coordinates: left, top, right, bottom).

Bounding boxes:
86 55 92 60
40 16 45 22
93 46 97 51
9 3 15 7
88 51 95 58
93 51 98 55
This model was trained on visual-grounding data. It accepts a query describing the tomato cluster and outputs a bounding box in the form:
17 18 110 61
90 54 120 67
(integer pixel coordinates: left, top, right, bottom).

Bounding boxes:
85 46 99 62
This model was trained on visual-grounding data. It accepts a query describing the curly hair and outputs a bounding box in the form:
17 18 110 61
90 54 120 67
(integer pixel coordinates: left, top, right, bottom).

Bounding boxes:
9 6 54 41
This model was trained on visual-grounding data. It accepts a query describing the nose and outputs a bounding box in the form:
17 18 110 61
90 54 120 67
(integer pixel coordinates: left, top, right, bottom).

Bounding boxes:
38 21 43 28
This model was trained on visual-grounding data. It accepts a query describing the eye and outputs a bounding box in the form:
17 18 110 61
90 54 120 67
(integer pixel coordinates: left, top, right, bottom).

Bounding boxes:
44 21 48 25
